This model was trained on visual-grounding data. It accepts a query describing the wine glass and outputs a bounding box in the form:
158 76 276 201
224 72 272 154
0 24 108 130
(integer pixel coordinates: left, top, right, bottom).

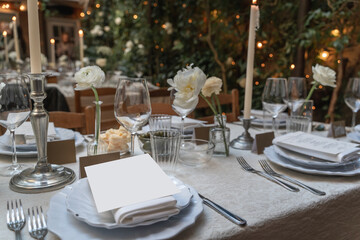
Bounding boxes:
0 73 31 176
287 77 307 114
170 89 198 137
114 77 151 155
262 78 288 133
344 78 360 130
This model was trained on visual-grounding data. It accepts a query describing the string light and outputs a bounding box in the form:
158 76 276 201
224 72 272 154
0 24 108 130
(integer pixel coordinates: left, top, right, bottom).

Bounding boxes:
337 59 341 63
12 16 16 21
2 4 10 9
20 4 26 11
96 3 100 8
154 19 159 24
143 1 148 5
231 61 236 66
319 50 329 60
255 81 259 85
236 14 240 19
80 12 85 17
269 53 273 58
182 3 187 8
305 74 310 78
257 42 263 48
160 63 164 67
331 29 340 37
155 45 159 49
87 10 91 15
50 38 55 44
312 106 316 110
160 48 164 52
188 19 192 23
261 63 265 67
318 85 323 89
161 24 166 29
290 64 295 70
156 83 160 87
2 31 7 37
133 14 138 19
153 2 158 7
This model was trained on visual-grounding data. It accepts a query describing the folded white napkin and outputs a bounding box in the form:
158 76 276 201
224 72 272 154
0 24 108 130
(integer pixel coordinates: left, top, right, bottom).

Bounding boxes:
171 116 206 129
15 122 57 144
250 109 287 122
273 131 359 163
111 195 180 226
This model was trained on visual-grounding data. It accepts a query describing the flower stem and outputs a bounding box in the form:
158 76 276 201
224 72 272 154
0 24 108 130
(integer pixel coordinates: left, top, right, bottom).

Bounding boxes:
305 83 318 101
91 86 100 154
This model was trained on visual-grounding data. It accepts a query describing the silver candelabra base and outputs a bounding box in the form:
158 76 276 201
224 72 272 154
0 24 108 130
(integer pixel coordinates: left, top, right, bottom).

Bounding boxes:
230 118 254 150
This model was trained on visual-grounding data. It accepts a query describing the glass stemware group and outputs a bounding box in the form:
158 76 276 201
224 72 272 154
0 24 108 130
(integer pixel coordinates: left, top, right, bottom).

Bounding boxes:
344 78 360 130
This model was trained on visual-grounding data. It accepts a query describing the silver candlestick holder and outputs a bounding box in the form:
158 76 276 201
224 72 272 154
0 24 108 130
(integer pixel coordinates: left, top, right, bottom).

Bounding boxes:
10 73 76 193
230 118 254 150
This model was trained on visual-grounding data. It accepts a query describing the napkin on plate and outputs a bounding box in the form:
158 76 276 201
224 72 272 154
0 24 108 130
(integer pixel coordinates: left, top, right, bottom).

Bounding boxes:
15 122 58 144
111 195 180 226
273 131 360 163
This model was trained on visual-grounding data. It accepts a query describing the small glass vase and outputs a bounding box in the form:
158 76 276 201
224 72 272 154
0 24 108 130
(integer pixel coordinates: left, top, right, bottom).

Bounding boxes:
210 115 230 156
87 101 107 155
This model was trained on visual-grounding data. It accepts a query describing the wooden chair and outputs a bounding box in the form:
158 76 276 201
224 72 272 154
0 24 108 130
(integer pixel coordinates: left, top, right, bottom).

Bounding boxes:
49 106 94 134
149 88 170 97
151 103 177 115
195 89 240 123
74 88 116 113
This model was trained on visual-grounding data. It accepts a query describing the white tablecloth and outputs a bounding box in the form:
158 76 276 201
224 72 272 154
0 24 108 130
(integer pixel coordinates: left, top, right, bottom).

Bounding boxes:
0 124 360 240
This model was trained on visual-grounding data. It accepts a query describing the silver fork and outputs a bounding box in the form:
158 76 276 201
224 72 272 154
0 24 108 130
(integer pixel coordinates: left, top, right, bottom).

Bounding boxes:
259 159 326 196
236 156 299 192
28 206 48 240
7 199 26 240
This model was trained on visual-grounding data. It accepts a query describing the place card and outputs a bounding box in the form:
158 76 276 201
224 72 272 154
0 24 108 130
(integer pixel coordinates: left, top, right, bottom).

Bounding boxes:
85 154 180 213
327 121 346 138
251 131 274 154
47 139 76 164
79 151 124 178
194 126 211 141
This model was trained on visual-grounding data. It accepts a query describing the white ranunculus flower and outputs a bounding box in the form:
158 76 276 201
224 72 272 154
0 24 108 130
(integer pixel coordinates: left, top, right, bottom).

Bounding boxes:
74 65 105 90
174 96 199 110
115 17 122 25
96 58 107 67
201 77 223 97
104 26 110 32
167 64 207 109
312 64 336 87
125 40 134 49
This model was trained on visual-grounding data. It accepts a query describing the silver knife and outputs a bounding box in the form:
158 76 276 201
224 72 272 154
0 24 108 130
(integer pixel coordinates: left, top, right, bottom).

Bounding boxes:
198 194 247 226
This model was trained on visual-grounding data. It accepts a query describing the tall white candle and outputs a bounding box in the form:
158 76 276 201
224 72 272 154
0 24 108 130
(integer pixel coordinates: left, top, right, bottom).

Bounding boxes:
12 16 20 61
50 38 55 68
244 0 259 119
3 31 9 63
78 29 84 68
27 0 42 73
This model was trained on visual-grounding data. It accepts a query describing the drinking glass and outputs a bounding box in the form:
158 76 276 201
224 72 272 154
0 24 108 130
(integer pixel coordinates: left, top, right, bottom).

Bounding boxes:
114 77 151 155
344 78 360 130
0 74 31 176
149 114 172 131
287 77 307 114
170 89 197 137
262 78 288 133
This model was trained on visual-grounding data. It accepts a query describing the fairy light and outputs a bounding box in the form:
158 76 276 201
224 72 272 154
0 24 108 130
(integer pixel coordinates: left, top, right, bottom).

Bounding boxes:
50 38 55 44
331 29 340 37
290 64 295 70
153 2 158 7
133 14 138 20
337 59 341 63
257 42 263 48
87 10 91 15
319 50 329 60
305 74 310 78
312 106 316 110
255 81 259 86
154 19 159 24
143 1 148 5
155 45 159 49
161 24 166 29
19 4 26 11
160 63 164 67
269 53 274 58
160 48 164 52
318 85 323 89
156 83 160 87
12 16 16 21
231 61 236 66
2 31 7 37
236 14 240 19
96 3 100 8
182 3 187 8
261 63 265 68
80 12 85 17
188 18 192 23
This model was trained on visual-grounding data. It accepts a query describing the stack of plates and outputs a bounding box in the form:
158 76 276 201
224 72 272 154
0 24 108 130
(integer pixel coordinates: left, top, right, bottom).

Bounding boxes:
264 145 360 176
0 128 84 157
47 177 203 239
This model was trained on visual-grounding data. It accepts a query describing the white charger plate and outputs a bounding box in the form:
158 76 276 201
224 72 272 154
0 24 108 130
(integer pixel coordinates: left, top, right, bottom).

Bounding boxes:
0 130 84 158
48 183 203 240
264 146 360 176
273 145 360 169
66 177 193 229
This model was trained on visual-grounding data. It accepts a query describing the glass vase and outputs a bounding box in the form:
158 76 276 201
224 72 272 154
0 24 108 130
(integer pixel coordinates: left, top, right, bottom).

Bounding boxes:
87 101 107 155
210 115 230 156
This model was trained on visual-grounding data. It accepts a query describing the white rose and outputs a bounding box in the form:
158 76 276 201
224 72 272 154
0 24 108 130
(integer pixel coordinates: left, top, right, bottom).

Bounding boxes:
104 26 110 32
124 48 131 54
138 44 144 49
96 58 107 67
97 30 104 36
125 40 134 49
312 64 336 87
74 65 105 90
115 17 122 25
201 77 223 97
167 64 207 110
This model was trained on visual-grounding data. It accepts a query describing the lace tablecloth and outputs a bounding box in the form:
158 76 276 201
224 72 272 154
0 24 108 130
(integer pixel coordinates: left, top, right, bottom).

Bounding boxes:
0 124 359 240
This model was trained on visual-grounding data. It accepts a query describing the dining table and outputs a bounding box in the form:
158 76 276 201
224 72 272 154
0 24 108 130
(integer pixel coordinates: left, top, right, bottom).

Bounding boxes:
0 122 360 240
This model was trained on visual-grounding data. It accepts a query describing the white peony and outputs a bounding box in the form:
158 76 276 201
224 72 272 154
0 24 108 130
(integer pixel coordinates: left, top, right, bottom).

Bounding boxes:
312 64 336 87
96 58 107 67
104 26 110 32
115 17 122 25
167 64 207 110
201 77 223 97
125 40 134 49
74 65 105 90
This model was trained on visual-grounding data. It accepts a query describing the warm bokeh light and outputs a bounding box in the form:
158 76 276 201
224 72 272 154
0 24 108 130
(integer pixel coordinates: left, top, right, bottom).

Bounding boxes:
80 12 85 17
2 4 10 9
87 10 91 15
182 3 187 8
269 53 273 58
320 50 329 60
290 64 295 70
257 42 263 48
160 48 164 52
231 61 236 66
305 74 310 78
161 24 166 29
50 38 55 44
331 29 340 37
337 59 341 63
78 29 84 37
252 0 257 4
95 3 100 8
12 16 16 21
19 4 26 11
236 15 240 19
154 19 159 24
155 45 159 49
188 18 193 23
133 14 138 20
153 2 158 7
318 85 323 89
312 106 316 110
160 63 164 67
255 81 259 85
143 1 148 5
261 63 265 67
2 31 7 37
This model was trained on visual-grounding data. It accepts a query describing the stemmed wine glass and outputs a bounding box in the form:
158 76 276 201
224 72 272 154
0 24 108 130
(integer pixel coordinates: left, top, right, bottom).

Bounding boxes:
0 74 31 176
262 78 288 133
114 77 151 155
170 89 198 137
344 78 360 130
287 77 307 114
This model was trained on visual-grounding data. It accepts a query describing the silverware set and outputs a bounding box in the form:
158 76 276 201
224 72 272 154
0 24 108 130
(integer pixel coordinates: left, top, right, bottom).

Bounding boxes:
236 156 326 196
7 200 47 240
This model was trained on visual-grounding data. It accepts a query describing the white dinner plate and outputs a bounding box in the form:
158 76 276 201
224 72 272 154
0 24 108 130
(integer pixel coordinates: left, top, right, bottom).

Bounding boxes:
48 183 203 240
264 146 360 176
66 177 193 229
273 145 360 169
0 130 84 158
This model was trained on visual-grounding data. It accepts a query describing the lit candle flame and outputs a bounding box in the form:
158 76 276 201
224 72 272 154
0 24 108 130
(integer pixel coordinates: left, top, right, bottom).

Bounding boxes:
78 29 84 37
12 16 16 21
2 31 7 37
252 0 257 5
50 38 55 44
